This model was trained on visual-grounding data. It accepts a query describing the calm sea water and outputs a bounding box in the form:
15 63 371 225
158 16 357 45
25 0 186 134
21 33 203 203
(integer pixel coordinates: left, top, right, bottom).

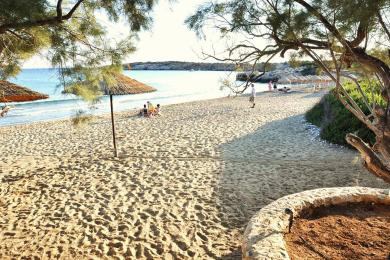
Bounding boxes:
1 69 268 126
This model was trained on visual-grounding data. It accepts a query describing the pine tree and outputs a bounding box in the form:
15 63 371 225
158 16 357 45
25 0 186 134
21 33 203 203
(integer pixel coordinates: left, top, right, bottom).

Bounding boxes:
0 0 159 100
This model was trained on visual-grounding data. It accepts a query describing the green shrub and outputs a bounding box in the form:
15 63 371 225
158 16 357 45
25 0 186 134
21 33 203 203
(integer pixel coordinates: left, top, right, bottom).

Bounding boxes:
305 102 324 127
305 80 383 146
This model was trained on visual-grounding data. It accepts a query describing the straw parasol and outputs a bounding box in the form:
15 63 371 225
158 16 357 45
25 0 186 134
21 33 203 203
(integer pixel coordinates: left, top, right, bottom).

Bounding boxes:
0 80 48 102
279 75 333 87
102 74 156 157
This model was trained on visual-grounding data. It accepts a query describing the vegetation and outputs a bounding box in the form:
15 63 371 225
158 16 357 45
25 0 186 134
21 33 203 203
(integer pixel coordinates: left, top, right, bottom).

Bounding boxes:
71 110 94 126
0 0 160 100
307 80 385 146
187 0 390 184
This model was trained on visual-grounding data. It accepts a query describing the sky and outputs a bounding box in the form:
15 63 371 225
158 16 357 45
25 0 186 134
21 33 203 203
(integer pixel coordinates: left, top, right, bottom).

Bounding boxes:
23 0 233 68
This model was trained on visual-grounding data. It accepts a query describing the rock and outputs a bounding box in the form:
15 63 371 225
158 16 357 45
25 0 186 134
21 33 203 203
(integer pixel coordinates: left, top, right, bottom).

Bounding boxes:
236 65 317 83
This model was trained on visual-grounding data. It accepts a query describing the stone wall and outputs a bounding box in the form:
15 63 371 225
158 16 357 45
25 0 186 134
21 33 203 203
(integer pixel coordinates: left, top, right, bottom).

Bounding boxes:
242 187 390 260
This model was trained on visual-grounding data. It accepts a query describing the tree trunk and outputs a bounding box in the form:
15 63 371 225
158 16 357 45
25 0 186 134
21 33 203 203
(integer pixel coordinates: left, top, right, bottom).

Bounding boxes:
294 0 390 184
348 48 390 100
343 48 390 184
346 134 390 183
376 135 390 165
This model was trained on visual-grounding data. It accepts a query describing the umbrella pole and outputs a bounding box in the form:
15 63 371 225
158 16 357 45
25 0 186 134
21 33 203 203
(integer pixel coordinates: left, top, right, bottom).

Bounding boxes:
110 94 118 157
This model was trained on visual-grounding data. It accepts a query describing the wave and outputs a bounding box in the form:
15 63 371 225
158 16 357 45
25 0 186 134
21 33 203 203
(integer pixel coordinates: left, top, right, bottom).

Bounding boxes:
8 107 88 117
9 97 82 107
1 70 247 126
11 91 170 108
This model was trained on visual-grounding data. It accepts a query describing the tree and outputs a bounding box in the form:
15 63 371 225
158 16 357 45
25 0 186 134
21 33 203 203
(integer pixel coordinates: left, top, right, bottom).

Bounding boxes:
187 0 390 184
0 0 159 101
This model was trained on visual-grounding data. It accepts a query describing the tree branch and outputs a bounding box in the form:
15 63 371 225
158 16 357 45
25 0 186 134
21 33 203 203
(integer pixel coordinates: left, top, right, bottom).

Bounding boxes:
346 133 390 184
294 0 349 49
349 23 368 48
0 0 84 33
348 47 390 100
377 10 390 42
342 74 373 116
57 0 63 20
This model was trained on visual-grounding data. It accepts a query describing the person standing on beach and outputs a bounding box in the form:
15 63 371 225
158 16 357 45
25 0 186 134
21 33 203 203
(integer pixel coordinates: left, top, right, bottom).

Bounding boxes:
250 84 256 108
268 81 273 91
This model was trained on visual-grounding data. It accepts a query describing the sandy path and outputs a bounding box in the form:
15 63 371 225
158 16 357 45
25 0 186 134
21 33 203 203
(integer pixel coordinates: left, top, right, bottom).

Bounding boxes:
0 91 387 259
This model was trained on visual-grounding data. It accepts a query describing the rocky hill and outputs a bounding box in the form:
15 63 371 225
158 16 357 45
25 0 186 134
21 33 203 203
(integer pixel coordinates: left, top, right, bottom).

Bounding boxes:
123 61 317 83
236 64 317 83
123 61 266 71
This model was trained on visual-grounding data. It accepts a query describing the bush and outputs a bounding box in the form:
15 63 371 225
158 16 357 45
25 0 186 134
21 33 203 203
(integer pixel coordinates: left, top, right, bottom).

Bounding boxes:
305 102 324 127
305 80 383 146
71 110 94 126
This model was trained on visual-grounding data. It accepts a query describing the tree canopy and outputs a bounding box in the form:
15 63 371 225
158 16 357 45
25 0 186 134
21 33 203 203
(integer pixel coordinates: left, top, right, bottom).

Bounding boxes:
187 0 390 67
187 0 390 183
0 0 159 100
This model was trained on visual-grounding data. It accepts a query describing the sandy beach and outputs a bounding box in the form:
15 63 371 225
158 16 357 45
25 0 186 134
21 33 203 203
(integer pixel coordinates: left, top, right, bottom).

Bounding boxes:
0 90 387 259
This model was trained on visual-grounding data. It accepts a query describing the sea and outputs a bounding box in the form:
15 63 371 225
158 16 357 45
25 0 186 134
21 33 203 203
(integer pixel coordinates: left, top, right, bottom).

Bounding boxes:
0 69 268 126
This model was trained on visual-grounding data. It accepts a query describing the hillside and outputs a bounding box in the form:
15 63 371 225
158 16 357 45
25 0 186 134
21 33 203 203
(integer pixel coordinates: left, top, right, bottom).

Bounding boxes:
123 61 266 71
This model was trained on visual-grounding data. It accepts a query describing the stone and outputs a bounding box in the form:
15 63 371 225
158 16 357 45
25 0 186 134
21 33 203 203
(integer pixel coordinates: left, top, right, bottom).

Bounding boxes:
242 187 390 260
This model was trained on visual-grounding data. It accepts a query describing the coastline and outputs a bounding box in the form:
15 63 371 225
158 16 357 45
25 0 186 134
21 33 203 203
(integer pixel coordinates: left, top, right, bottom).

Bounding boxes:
0 91 386 259
2 70 241 127
0 95 230 128
0 91 260 128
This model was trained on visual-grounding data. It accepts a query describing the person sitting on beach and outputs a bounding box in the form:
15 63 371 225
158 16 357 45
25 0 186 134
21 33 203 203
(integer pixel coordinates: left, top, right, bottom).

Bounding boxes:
139 104 148 117
273 82 278 91
147 101 156 116
278 86 291 93
0 105 10 117
155 104 161 116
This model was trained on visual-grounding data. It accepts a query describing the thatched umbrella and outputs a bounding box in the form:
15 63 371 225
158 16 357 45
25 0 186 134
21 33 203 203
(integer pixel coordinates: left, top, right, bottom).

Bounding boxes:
101 74 156 157
278 76 293 85
0 80 48 102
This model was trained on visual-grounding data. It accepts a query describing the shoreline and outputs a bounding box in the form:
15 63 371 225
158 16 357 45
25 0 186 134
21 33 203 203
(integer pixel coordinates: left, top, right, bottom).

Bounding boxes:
1 90 386 259
0 91 267 128
0 95 234 128
3 70 241 127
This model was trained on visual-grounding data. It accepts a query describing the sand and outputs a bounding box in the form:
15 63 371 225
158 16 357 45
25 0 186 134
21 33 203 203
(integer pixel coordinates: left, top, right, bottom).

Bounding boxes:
285 202 390 259
0 90 387 259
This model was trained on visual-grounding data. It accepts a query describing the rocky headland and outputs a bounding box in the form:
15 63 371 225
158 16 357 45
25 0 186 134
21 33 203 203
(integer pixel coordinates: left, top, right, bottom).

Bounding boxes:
124 61 317 83
124 61 242 71
236 64 317 83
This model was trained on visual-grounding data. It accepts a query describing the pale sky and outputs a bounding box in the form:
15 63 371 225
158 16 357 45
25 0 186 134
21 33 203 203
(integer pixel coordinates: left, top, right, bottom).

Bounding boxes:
23 0 230 68
23 1 280 68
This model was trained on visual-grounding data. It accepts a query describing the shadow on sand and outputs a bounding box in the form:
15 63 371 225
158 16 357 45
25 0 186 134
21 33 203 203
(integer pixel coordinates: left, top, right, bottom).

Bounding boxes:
216 113 386 259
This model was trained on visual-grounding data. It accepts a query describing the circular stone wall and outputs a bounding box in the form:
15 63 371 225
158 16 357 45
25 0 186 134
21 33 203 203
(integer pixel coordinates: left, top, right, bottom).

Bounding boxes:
242 187 390 260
